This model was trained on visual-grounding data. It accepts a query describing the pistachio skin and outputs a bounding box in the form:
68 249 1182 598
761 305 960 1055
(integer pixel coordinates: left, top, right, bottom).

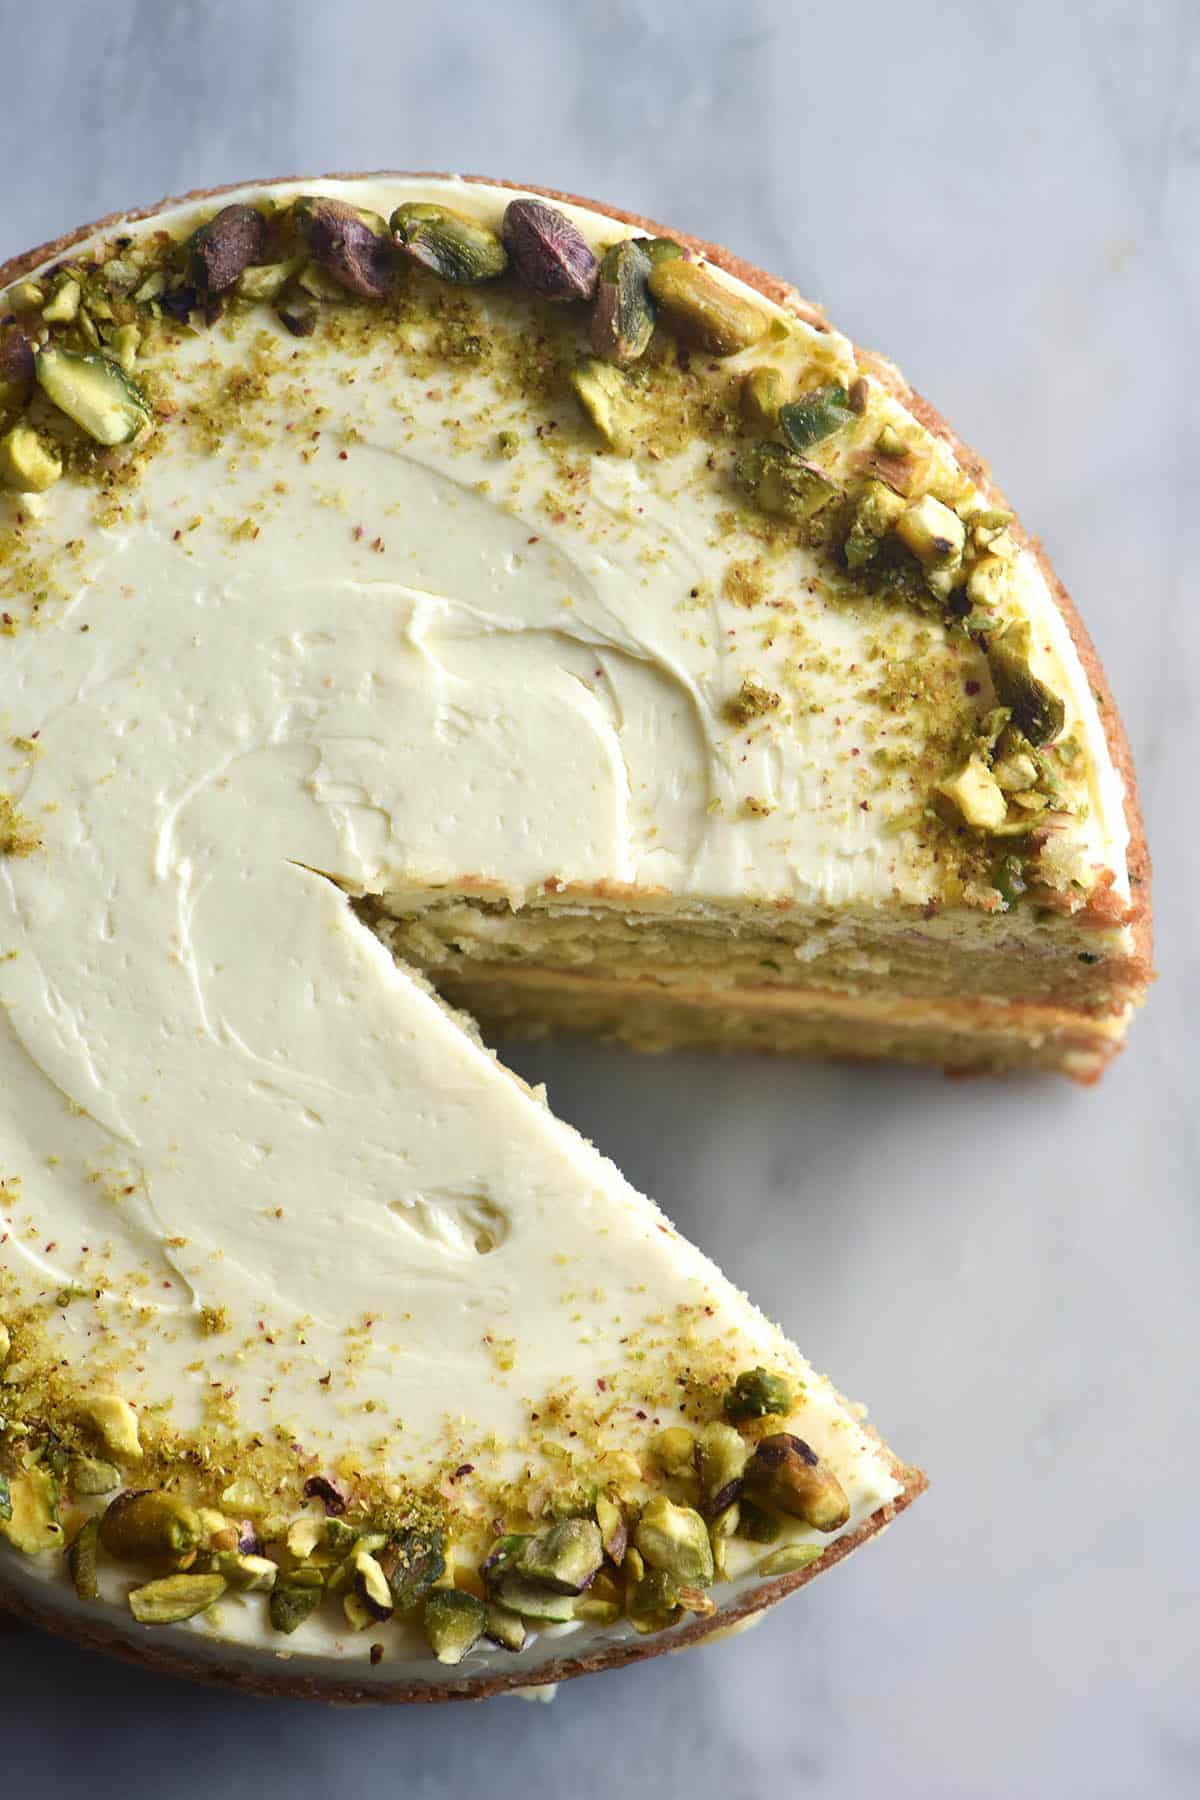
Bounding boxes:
390 203 508 284
744 1434 850 1533
99 1488 200 1562
190 204 268 295
501 198 598 301
0 325 35 408
588 239 655 366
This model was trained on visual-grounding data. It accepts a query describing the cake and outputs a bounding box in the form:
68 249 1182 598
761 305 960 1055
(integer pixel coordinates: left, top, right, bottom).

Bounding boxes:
0 170 1147 1696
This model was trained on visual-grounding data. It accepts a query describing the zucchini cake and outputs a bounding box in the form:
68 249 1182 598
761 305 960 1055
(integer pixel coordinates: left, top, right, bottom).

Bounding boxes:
0 170 1145 1697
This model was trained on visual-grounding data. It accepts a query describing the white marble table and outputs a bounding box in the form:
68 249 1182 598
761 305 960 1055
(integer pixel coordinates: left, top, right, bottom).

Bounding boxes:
2 1 1196 1794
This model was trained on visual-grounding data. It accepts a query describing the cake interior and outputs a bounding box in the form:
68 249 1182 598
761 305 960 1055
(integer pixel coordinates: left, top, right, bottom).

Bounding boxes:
363 886 1140 1079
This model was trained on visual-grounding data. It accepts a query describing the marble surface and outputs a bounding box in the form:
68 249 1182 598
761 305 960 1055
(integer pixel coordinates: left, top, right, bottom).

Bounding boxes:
1 1 1197 1794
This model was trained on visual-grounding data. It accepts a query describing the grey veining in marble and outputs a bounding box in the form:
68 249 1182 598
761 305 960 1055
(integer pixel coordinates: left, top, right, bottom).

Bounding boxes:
1 1 1197 1794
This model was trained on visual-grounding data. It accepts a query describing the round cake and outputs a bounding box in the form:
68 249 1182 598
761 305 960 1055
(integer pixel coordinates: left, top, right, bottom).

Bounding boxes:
0 172 1148 1698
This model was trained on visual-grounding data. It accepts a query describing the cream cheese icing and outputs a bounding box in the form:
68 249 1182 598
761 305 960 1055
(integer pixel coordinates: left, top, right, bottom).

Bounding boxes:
0 173 1128 1680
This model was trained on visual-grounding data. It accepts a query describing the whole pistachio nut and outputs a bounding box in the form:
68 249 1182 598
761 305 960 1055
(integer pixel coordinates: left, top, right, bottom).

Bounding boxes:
291 197 393 300
0 326 35 409
589 239 655 366
723 1366 793 1421
985 622 1066 747
733 441 838 523
391 203 508 284
634 1496 714 1587
35 348 149 448
99 1488 200 1562
67 1517 101 1602
215 1551 278 1591
190 204 268 294
501 198 598 301
647 258 769 356
744 1434 850 1533
42 276 81 325
129 1571 226 1626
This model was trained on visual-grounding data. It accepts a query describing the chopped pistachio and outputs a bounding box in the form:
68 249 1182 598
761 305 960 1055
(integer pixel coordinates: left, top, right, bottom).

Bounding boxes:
0 1467 61 1553
895 493 966 570
100 1489 199 1562
627 1566 681 1634
67 1453 122 1496
733 441 838 522
215 1551 278 1591
516 1517 603 1594
570 356 633 450
80 1393 142 1462
286 1514 324 1560
740 364 785 432
634 1496 714 1586
985 622 1066 747
131 269 166 303
491 1571 577 1621
129 1572 226 1625
937 755 1008 831
647 258 769 356
744 1434 850 1533
0 1475 10 1522
380 1525 445 1608
483 1601 527 1651
0 425 62 494
653 1425 696 1474
391 202 508 285
697 1421 750 1512
0 1321 9 1364
724 1366 793 1420
353 1548 394 1621
756 1542 823 1577
586 1497 624 1570
637 237 685 267
323 1516 359 1555
779 384 856 451
423 1588 486 1665
843 477 906 569
42 277 81 324
270 1565 324 1633
236 258 303 302
35 348 149 447
574 1595 621 1625
5 280 44 311
991 852 1027 912
67 1517 101 1602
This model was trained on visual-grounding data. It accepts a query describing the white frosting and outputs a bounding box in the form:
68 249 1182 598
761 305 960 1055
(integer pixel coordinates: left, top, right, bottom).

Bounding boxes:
0 176 1123 1680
